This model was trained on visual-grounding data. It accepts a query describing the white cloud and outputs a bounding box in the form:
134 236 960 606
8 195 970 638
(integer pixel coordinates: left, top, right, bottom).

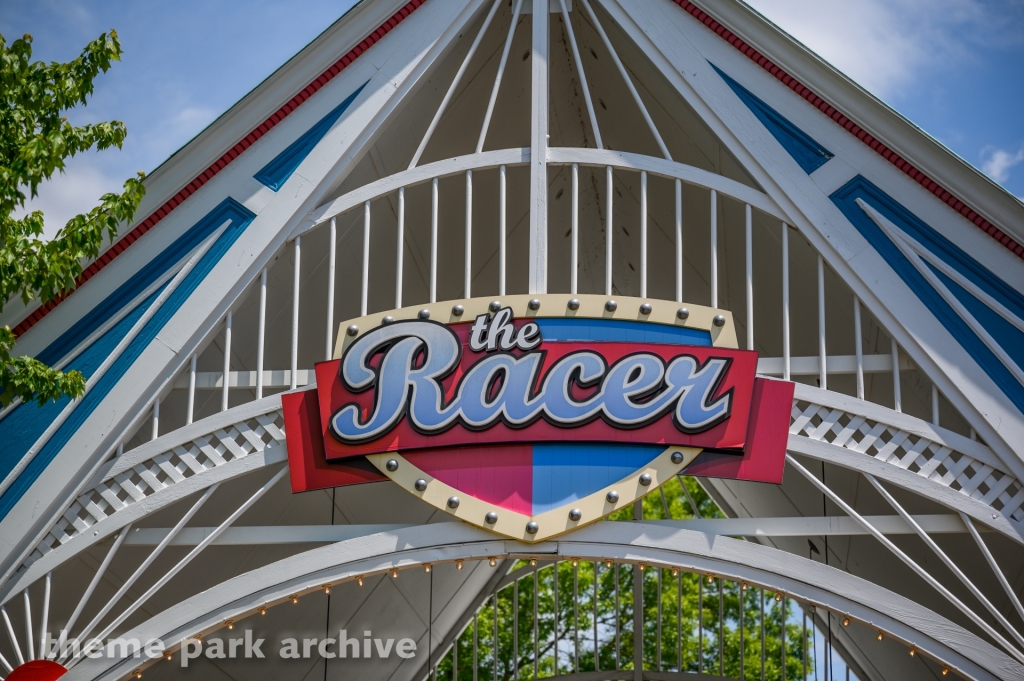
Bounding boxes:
741 0 1024 100
981 146 1024 184
12 158 125 241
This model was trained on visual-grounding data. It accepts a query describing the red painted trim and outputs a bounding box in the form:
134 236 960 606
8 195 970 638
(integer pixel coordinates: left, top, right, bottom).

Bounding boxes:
12 0 427 338
673 0 1024 261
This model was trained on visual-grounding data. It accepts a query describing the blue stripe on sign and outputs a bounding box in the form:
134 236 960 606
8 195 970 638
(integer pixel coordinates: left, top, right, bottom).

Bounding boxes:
831 177 1024 413
531 443 665 515
535 318 711 346
0 198 256 520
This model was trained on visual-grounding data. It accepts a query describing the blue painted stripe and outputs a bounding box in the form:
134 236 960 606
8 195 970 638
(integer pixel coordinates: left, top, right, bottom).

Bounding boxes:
535 318 711 346
531 443 664 515
830 177 1024 413
0 198 256 519
711 63 833 174
254 82 368 192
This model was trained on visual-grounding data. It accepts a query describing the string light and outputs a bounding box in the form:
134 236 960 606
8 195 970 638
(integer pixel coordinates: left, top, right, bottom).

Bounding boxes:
605 560 613 568
456 560 464 570
942 667 950 676
133 671 142 679
226 621 234 630
572 558 579 567
909 648 916 657
164 652 173 661
323 585 331 594
842 617 850 627
290 595 298 604
774 593 783 602
530 558 537 567
877 631 885 642
707 574 714 584
489 558 497 567
391 569 399 579
259 607 267 616
741 582 748 590
356 576 364 587
671 568 679 577
638 563 646 572
425 564 431 574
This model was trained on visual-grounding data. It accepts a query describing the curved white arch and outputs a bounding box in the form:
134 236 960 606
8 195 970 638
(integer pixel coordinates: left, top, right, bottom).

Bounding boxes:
64 522 1023 681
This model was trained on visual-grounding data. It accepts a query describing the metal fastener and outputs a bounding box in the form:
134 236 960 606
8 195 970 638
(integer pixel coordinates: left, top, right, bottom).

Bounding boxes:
485 512 498 524
489 300 502 312
639 303 652 315
713 315 726 327
676 307 689 320
605 300 617 312
528 299 541 311
567 298 580 310
447 496 460 509
347 325 359 336
568 508 582 521
452 305 464 316
525 521 539 534
382 316 394 325
418 309 430 320
385 459 399 472
606 490 619 503
671 451 685 464
639 473 652 486
414 479 427 492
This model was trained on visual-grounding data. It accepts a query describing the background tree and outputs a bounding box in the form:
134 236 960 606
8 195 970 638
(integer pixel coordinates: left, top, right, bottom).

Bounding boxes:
0 31 145 406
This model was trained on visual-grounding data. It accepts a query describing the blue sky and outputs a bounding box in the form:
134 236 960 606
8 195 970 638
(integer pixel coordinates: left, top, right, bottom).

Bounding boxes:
3 0 1023 237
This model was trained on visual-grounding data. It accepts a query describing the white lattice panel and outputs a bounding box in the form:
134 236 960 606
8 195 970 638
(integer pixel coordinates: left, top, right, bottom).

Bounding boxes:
791 394 1024 524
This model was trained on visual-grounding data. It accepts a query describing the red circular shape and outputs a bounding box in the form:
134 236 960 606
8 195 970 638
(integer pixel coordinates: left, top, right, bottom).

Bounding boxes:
6 660 68 681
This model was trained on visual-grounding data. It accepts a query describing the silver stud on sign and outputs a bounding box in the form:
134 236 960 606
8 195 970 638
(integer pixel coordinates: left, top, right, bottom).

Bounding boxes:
525 521 539 534
452 305 464 316
385 459 399 472
447 496 460 509
606 490 619 503
485 512 498 524
347 325 359 337
676 307 689 320
639 473 652 486
639 303 652 315
489 300 502 312
671 451 685 464
418 309 430 320
568 508 582 521
528 298 541 311
414 479 427 492
382 316 394 325
567 298 580 311
713 315 726 327
605 300 617 312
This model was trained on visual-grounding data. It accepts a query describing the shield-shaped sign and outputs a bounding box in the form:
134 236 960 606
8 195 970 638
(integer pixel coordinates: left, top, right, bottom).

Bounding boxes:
282 295 794 542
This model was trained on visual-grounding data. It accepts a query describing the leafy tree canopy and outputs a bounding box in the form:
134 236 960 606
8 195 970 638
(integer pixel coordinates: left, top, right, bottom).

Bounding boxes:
0 30 145 406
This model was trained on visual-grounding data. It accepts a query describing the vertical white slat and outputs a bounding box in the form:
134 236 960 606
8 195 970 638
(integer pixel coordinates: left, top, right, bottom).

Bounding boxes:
361 202 370 317
854 296 864 400
571 163 579 295
2 606 24 665
186 354 197 425
817 254 827 390
395 191 404 310
675 179 682 303
558 0 602 149
932 385 940 425
640 170 648 299
151 398 160 441
710 189 718 308
782 223 790 381
256 269 267 399
605 166 613 296
892 339 902 412
327 217 337 361
291 236 301 391
465 170 473 298
477 0 525 152
23 589 33 662
39 572 50 659
221 310 232 412
529 0 550 295
745 203 753 351
431 178 439 303
499 167 507 296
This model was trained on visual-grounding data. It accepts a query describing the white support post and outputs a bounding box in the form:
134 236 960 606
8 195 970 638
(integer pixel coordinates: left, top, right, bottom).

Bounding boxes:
782 223 790 381
962 512 1024 627
327 217 337 361
710 189 718 308
854 296 864 400
478 0 525 153
39 572 50 660
529 0 550 295
23 589 33 663
0 647 10 674
361 202 370 317
499 167 507 296
291 236 301 390
186 354 196 425
571 163 579 295
605 166 613 297
151 398 160 441
558 0 602 148
891 339 902 412
395 192 404 310
675 179 682 303
256 269 267 398
932 385 940 425
745 203 753 351
817 254 827 390
2 606 23 665
465 170 473 298
221 310 232 412
431 178 439 303
640 170 648 299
